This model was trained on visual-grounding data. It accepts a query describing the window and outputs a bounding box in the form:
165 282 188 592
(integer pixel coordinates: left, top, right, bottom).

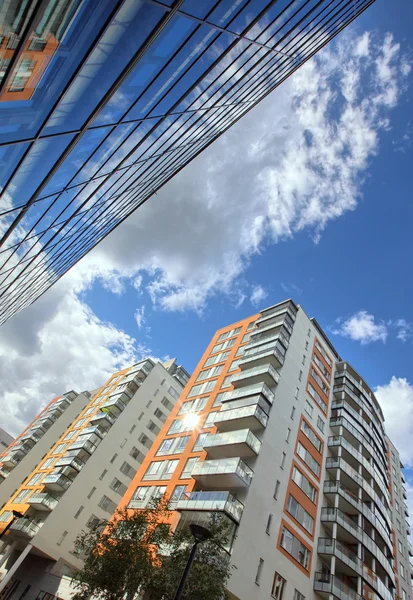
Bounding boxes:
187 380 217 398
87 515 101 529
120 438 127 448
302 355 306 365
120 461 137 479
203 412 217 429
290 406 296 420
221 375 233 389
305 341 309 350
139 433 152 448
228 359 241 372
154 389 159 397
280 526 310 569
143 459 179 480
0 511 13 522
255 558 264 585
402 590 407 600
147 420 160 435
294 590 305 600
211 338 236 354
64 431 76 440
87 487 96 499
74 506 84 519
130 447 142 462
75 418 88 428
397 519 402 532
146 400 152 408
154 408 166 423
400 563 406 579
40 458 55 470
317 416 325 433
156 436 189 456
295 387 299 399
396 500 400 512
171 485 186 502
304 400 313 418
27 473 43 486
168 386 180 400
98 495 117 514
52 443 67 455
274 480 280 500
300 421 322 453
212 392 226 407
287 495 314 533
203 350 231 367
13 489 31 503
99 469 107 481
292 467 317 503
297 442 320 477
57 531 68 546
129 424 136 434
110 453 118 464
138 412 144 421
161 397 173 411
280 452 286 469
181 457 199 478
110 478 127 496
161 379 166 386
196 365 224 382
286 428 291 443
235 346 245 357
266 513 273 535
313 353 331 381
315 340 332 366
298 370 303 381
311 368 329 395
241 333 251 343
131 486 151 503
398 540 403 554
193 433 208 451
308 328 311 337
271 572 286 599
178 397 208 415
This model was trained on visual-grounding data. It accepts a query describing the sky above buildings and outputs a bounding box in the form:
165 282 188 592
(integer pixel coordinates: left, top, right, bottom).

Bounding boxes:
1 0 413 508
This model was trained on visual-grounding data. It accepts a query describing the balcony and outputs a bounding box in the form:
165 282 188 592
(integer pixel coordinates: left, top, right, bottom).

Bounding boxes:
9 518 41 539
90 412 115 428
409 542 413 557
21 429 43 445
69 437 98 455
191 457 253 490
314 573 361 600
54 397 71 410
256 303 296 325
176 491 244 523
214 404 268 432
1 454 18 468
27 493 58 512
318 538 361 576
38 414 57 428
43 472 72 491
100 395 128 416
81 425 106 438
241 340 285 367
231 363 280 388
222 382 275 406
55 455 85 472
204 429 261 459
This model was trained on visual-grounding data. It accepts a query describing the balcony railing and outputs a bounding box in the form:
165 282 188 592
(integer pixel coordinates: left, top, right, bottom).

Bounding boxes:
90 412 115 428
10 518 41 538
222 382 275 405
214 404 268 432
81 425 106 438
204 429 261 458
55 455 85 471
43 472 72 490
176 491 244 523
100 396 128 415
314 573 361 600
318 538 361 575
27 492 58 511
69 438 98 454
231 363 280 388
334 368 383 424
242 340 285 365
191 457 253 488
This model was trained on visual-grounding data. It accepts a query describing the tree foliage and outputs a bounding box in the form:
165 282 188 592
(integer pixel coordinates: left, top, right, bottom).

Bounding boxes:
72 498 232 600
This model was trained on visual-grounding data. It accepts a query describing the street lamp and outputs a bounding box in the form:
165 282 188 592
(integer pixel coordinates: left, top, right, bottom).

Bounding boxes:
0 511 24 540
172 523 212 600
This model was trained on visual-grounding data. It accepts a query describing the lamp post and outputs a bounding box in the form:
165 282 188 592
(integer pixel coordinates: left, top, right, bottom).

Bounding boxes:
172 523 212 600
0 511 24 540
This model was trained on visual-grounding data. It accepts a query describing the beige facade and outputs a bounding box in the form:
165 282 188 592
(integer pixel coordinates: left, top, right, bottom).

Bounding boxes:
0 359 188 600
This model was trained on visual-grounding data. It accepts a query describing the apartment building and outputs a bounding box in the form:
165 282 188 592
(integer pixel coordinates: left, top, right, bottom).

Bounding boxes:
114 299 411 600
0 430 14 453
0 358 189 600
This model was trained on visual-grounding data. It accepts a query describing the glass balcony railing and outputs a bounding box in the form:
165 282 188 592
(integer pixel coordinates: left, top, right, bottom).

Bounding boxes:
69 438 98 454
192 457 253 488
314 573 362 600
231 363 280 387
242 340 285 365
334 367 383 425
318 538 361 574
214 404 268 431
27 492 58 511
10 518 41 538
100 396 128 415
176 491 244 523
90 412 115 428
222 382 275 405
204 429 261 457
55 455 85 471
43 472 72 490
81 425 106 438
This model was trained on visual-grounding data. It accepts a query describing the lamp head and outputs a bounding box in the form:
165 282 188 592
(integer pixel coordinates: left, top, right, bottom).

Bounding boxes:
189 523 212 543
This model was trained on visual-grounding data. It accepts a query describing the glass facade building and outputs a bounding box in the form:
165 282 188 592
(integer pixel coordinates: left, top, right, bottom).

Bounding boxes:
0 0 376 324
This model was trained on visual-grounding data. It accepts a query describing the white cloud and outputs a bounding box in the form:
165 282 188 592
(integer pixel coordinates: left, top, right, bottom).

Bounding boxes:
250 285 268 308
376 377 413 468
332 310 388 344
281 282 303 296
134 306 146 329
0 30 410 436
393 319 413 342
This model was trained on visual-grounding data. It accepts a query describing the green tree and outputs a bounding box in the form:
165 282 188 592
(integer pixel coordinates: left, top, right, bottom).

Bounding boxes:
72 500 232 600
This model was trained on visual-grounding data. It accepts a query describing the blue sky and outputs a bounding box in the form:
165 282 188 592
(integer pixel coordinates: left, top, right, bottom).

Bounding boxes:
1 0 413 508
